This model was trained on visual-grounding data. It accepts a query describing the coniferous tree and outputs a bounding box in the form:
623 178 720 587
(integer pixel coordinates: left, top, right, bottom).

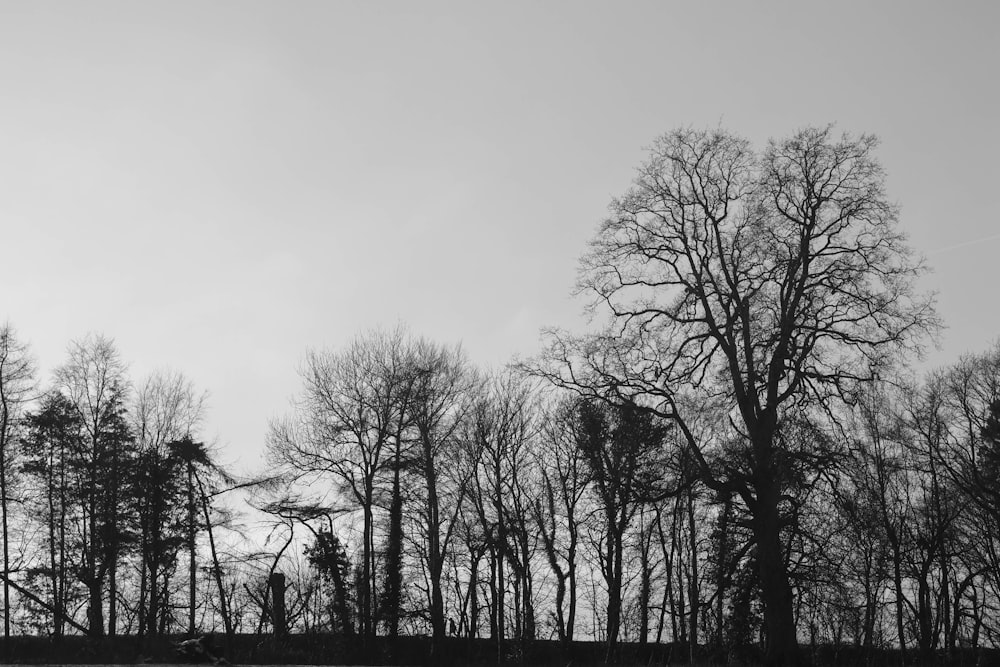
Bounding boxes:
306 529 355 635
54 333 133 637
20 392 81 636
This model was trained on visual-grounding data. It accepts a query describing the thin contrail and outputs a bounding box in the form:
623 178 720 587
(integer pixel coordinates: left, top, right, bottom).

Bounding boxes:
927 231 1000 256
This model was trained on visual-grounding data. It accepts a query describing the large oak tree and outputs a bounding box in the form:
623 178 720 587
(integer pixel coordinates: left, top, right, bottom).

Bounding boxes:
536 126 937 665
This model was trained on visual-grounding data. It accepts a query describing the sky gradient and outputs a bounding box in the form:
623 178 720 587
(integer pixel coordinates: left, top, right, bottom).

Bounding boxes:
1 1 997 469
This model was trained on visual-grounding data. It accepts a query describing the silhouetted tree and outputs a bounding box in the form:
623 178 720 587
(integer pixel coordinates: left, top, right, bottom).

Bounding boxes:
533 396 589 645
20 392 79 637
268 326 414 643
306 529 355 635
0 325 34 646
407 339 475 646
536 126 937 665
575 400 672 652
462 371 535 657
131 371 206 636
167 436 227 636
54 333 134 637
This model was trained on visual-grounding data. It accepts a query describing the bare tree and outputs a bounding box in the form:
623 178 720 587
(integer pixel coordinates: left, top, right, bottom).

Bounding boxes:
850 382 914 661
407 338 475 646
535 126 937 665
54 333 132 637
131 370 207 636
574 399 673 653
0 325 34 646
462 371 535 656
943 343 1000 541
267 325 414 643
532 396 589 645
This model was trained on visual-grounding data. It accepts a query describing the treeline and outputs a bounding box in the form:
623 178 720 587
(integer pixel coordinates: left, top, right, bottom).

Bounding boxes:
260 126 999 666
261 328 1000 665
0 330 270 648
0 125 997 667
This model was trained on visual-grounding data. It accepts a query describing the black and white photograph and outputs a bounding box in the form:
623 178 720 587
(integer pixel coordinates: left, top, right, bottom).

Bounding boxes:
0 2 997 665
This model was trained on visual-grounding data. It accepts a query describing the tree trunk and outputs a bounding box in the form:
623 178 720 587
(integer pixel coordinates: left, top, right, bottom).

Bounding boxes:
197 471 235 658
361 498 374 642
716 493 732 648
87 577 104 637
1 427 10 647
108 556 117 636
495 547 505 644
552 565 567 643
520 537 535 640
469 551 480 639
383 452 403 638
87 475 104 637
47 458 61 637
605 527 624 651
889 529 907 665
146 557 159 636
108 438 119 636
137 527 148 637
187 462 196 635
423 429 445 643
754 477 798 666
56 442 67 638
688 487 699 654
638 517 651 644
656 504 673 644
567 551 577 642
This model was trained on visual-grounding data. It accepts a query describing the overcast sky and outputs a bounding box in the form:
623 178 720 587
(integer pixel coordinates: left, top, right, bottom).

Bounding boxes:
1 1 997 471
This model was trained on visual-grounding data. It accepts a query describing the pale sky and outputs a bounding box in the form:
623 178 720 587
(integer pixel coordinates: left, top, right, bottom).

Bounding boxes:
1 1 997 470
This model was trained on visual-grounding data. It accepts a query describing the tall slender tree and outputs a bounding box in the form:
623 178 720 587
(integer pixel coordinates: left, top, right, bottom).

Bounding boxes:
20 392 81 637
0 325 34 648
132 371 206 637
408 339 475 646
533 396 589 646
54 333 133 637
574 399 672 652
268 326 414 643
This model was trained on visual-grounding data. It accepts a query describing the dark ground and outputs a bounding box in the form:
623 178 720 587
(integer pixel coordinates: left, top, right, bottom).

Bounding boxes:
0 634 995 666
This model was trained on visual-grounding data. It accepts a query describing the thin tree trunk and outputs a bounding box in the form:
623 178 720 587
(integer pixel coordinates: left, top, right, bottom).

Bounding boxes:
656 505 672 644
188 462 196 636
137 526 148 637
567 551 577 642
1 420 10 647
361 496 374 643
688 486 699 656
520 536 535 640
470 551 480 639
196 471 234 659
87 474 104 637
108 437 119 636
0 573 89 634
889 531 907 665
47 454 60 637
384 445 403 638
57 440 67 638
423 427 446 643
716 493 732 648
605 523 624 655
638 514 651 644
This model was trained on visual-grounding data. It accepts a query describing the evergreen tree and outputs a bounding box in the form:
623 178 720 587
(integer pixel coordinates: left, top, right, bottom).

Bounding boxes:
306 529 355 635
